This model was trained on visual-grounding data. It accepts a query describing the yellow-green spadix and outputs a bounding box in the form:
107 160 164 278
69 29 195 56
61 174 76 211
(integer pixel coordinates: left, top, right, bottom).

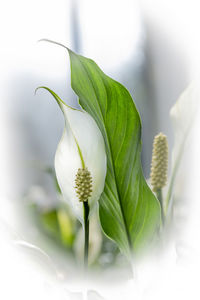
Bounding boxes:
40 88 107 223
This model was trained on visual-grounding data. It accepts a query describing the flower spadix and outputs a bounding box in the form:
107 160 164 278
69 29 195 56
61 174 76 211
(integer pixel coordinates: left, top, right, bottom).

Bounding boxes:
150 133 168 192
38 87 107 223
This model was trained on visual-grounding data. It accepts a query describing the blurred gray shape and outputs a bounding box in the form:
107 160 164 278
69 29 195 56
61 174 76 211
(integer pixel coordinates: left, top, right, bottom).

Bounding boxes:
87 290 106 300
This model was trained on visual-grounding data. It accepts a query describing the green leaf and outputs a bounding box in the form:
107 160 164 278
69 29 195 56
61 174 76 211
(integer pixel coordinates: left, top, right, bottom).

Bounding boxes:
38 40 161 256
41 210 59 236
66 49 161 256
41 209 75 247
57 209 75 247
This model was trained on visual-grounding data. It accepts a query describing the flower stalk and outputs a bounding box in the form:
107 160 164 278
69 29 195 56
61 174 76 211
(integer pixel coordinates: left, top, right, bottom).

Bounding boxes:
156 188 164 224
83 201 89 268
75 167 93 268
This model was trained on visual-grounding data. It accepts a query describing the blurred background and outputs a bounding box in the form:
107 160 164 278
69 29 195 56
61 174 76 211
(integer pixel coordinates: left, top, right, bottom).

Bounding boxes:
0 0 200 299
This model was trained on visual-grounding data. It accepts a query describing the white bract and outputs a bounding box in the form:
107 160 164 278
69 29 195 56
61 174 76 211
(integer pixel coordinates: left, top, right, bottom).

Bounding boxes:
166 82 200 211
170 81 200 157
54 98 107 223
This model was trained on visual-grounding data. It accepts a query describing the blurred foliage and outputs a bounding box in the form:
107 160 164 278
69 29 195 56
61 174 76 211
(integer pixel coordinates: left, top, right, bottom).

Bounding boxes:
25 165 129 269
40 209 75 247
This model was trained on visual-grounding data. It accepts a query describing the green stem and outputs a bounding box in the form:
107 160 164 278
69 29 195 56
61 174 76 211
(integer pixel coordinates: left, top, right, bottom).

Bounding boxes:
83 201 89 269
156 189 165 225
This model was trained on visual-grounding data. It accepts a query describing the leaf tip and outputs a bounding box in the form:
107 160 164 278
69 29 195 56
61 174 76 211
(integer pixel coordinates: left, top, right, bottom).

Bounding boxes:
37 38 73 53
34 86 42 96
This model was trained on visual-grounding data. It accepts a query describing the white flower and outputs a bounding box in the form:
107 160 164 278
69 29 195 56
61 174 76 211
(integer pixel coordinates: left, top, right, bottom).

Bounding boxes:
53 95 107 223
170 81 200 175
170 81 200 156
165 82 200 212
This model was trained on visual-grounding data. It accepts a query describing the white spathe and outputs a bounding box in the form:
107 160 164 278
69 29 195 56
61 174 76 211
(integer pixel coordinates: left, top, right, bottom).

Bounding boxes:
169 81 200 174
170 81 200 152
55 101 107 223
165 82 200 212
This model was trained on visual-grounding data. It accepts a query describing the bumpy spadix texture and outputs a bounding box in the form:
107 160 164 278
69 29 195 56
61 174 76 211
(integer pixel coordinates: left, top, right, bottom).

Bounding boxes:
150 133 168 192
75 168 92 202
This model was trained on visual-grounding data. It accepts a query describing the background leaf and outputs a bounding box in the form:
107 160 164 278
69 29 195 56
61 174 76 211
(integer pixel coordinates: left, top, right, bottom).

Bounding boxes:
40 209 75 247
67 49 161 256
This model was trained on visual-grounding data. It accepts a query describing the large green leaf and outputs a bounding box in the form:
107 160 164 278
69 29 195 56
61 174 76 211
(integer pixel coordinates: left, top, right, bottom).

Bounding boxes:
66 49 161 256
39 40 161 256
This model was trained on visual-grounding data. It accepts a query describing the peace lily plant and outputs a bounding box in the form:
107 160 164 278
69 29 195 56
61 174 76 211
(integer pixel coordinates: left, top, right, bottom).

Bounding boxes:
35 87 107 266
35 39 198 271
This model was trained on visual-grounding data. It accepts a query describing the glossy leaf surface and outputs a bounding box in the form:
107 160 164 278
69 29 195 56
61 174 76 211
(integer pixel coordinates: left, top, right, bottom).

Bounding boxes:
67 49 160 256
